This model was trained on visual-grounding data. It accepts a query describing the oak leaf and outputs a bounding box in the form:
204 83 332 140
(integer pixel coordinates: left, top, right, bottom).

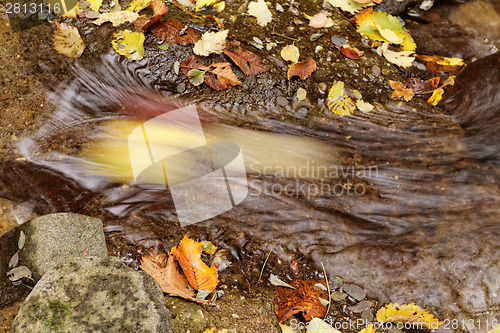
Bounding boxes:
140 252 209 304
193 30 229 56
287 57 317 80
223 48 268 75
150 18 200 46
93 11 140 26
53 23 86 58
170 235 219 290
274 279 328 322
376 303 442 329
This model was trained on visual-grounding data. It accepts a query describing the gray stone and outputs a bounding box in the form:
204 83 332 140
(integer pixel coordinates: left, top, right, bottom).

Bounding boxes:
19 213 107 280
343 283 366 301
11 256 173 333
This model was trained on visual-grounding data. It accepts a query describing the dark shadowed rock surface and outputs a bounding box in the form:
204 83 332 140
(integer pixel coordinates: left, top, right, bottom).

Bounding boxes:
10 256 173 333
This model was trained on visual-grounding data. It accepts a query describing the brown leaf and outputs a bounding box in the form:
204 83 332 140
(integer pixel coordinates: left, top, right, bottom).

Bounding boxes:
415 54 465 73
150 18 200 46
170 235 219 290
223 48 268 75
140 252 208 304
134 0 169 33
287 57 317 80
388 80 414 101
274 279 328 322
339 44 364 60
404 76 440 95
181 55 241 90
93 11 140 27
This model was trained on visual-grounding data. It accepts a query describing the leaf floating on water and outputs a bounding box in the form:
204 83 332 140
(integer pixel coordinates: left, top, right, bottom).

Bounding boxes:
306 317 342 333
248 0 272 27
150 18 200 46
140 252 209 304
53 23 86 58
93 11 140 26
111 29 145 60
388 79 414 101
287 57 317 80
308 12 335 28
193 30 229 56
427 88 444 106
377 303 442 329
223 48 268 75
7 266 31 282
326 0 373 14
270 274 296 289
134 0 169 33
170 235 219 291
9 252 19 268
18 231 25 250
356 9 416 51
281 45 300 63
327 81 356 116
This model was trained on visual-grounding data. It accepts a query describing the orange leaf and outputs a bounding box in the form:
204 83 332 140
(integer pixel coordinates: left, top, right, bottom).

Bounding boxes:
339 44 364 60
274 279 328 322
415 54 465 73
181 55 241 90
150 18 200 46
135 0 169 33
170 235 219 291
388 79 414 101
223 48 268 75
140 252 209 304
287 57 317 80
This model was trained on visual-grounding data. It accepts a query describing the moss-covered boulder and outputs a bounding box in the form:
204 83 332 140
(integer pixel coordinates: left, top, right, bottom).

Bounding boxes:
10 256 173 333
19 213 107 280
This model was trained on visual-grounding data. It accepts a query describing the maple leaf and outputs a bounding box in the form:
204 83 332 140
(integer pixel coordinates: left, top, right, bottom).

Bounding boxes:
150 18 200 46
327 81 356 116
376 303 442 329
181 55 241 90
134 0 169 33
170 235 219 291
140 252 209 304
93 11 140 27
274 279 328 322
224 48 268 75
193 30 229 56
388 79 414 101
287 57 317 80
53 23 86 58
248 0 272 27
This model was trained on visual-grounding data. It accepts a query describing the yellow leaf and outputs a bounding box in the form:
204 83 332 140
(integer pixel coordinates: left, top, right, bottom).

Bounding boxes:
358 324 376 333
93 11 140 26
488 327 500 333
376 303 442 329
203 329 229 333
327 0 373 14
127 0 152 12
89 0 102 12
279 323 297 333
417 54 464 66
381 43 414 68
375 22 403 44
427 88 444 106
170 235 219 291
195 0 220 11
281 45 300 63
248 0 272 27
53 23 86 58
327 81 356 116
306 318 342 333
356 100 374 113
111 29 145 60
62 4 78 17
193 30 228 56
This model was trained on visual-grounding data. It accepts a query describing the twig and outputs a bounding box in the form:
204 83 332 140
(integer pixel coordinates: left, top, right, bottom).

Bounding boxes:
321 262 331 316
272 25 299 42
171 0 204 20
257 250 273 284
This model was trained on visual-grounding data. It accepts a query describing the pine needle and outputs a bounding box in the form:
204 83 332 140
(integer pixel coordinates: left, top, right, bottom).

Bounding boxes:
257 250 272 284
321 262 331 316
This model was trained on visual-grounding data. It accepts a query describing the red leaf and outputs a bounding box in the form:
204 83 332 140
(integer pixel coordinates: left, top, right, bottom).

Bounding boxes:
223 48 268 75
134 0 169 33
274 279 328 322
150 18 200 46
181 55 241 90
287 57 317 80
340 44 364 60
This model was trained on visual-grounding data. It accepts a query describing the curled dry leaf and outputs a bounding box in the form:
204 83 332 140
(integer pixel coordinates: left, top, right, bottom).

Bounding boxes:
181 55 241 90
274 279 328 322
53 23 86 58
150 18 200 46
170 235 219 290
281 45 300 63
134 0 169 33
308 12 335 28
140 252 209 304
270 274 296 289
287 57 317 80
193 30 229 56
93 11 140 26
223 48 268 75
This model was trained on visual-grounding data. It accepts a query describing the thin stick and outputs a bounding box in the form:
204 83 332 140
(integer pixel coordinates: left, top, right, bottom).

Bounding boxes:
257 250 273 284
321 262 331 316
272 25 299 42
171 0 204 20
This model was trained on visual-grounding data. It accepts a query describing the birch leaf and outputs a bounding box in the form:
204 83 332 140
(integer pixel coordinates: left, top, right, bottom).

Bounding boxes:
53 23 86 58
127 0 152 12
88 0 102 11
248 0 272 27
327 81 356 116
193 30 229 56
93 11 140 26
376 303 442 329
111 29 145 60
281 45 300 63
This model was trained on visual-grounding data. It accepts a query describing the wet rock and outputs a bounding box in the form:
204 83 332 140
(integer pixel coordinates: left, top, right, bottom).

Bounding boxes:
11 256 172 333
442 51 500 161
343 283 366 301
361 309 374 322
165 296 209 332
348 300 372 313
18 213 107 280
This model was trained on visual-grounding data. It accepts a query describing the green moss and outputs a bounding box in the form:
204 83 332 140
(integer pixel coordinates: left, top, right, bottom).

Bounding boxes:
46 300 72 329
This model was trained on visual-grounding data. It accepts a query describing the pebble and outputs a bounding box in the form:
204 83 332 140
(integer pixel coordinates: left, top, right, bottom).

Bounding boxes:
177 83 186 93
343 283 366 301
277 96 289 106
331 277 343 290
348 300 372 313
372 65 381 77
330 291 348 302
331 36 348 47
361 309 374 323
